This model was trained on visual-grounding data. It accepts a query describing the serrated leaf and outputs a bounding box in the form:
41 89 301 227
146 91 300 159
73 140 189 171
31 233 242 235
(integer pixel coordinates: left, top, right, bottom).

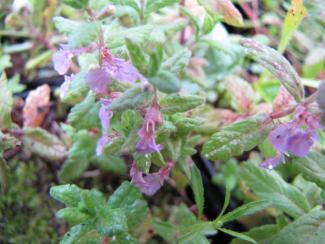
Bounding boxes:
240 38 304 101
57 207 91 225
59 130 96 182
23 127 67 161
272 208 325 244
202 115 270 161
149 71 180 94
96 207 128 236
219 228 256 244
292 152 325 190
125 38 148 74
278 0 307 53
109 85 153 112
161 48 192 75
53 16 80 33
68 22 100 48
241 162 311 218
61 223 100 244
144 0 178 16
220 200 270 223
0 73 13 128
67 92 100 130
190 164 204 219
110 0 140 12
50 184 83 207
160 94 205 114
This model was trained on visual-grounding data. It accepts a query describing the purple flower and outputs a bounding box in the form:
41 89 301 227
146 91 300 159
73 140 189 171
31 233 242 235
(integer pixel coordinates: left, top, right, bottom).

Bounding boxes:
96 99 113 156
86 47 146 94
260 154 285 170
260 105 321 169
52 44 96 75
269 124 292 153
130 161 174 195
136 104 163 154
286 130 314 157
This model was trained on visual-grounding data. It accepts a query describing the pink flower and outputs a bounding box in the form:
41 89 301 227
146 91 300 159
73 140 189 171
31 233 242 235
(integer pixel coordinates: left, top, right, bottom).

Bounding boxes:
136 103 163 154
130 161 174 195
59 74 74 100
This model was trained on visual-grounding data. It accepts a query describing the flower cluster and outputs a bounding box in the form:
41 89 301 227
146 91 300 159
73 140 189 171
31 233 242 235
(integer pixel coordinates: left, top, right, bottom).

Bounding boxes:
261 105 321 169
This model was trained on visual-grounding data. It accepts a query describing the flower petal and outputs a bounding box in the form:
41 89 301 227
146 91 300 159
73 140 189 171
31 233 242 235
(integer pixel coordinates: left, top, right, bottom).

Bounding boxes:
86 68 111 94
260 154 284 170
52 50 72 75
286 130 313 157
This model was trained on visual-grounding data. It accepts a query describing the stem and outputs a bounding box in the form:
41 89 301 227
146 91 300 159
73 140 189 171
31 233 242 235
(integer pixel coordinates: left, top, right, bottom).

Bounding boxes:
179 0 186 44
140 0 145 24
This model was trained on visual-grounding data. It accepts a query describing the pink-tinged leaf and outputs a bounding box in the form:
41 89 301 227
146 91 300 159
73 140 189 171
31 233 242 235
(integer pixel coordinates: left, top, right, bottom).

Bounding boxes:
23 84 51 127
272 86 295 112
130 161 174 196
214 0 244 27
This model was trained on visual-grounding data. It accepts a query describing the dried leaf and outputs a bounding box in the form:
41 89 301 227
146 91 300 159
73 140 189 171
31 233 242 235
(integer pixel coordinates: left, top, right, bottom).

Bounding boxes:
23 84 51 127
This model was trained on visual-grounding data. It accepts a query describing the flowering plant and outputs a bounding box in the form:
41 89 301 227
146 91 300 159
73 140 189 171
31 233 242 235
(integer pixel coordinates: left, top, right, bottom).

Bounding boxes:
1 0 325 243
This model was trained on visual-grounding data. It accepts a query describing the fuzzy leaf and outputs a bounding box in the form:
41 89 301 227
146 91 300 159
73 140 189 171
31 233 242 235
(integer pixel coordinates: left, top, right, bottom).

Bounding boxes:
56 207 91 225
50 184 83 207
160 94 205 114
59 130 96 182
161 48 192 75
241 162 311 218
240 38 304 101
202 115 270 161
62 72 89 104
53 16 80 33
68 22 100 48
125 38 148 74
272 208 325 244
109 85 153 112
292 152 325 190
219 228 256 244
67 92 100 130
149 71 180 94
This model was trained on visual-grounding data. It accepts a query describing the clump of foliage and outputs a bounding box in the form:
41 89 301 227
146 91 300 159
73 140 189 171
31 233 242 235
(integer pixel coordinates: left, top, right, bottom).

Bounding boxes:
1 0 325 243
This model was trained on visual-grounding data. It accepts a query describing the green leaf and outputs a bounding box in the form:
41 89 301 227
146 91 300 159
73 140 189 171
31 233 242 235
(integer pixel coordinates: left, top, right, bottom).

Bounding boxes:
202 115 271 161
109 85 153 112
50 184 83 207
92 154 127 173
95 207 128 236
144 0 178 16
61 223 100 244
149 71 181 94
272 208 325 244
53 16 80 33
0 73 13 128
292 152 325 190
59 130 96 182
231 224 279 244
241 162 311 218
215 184 231 223
161 48 192 75
22 127 67 161
125 38 148 74
67 92 100 130
218 228 256 244
278 0 307 53
160 94 205 114
62 72 89 104
152 219 178 241
0 55 12 73
190 164 204 219
62 0 88 9
7 74 26 93
68 22 100 48
240 38 304 101
56 207 91 225
220 200 270 223
107 181 148 230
